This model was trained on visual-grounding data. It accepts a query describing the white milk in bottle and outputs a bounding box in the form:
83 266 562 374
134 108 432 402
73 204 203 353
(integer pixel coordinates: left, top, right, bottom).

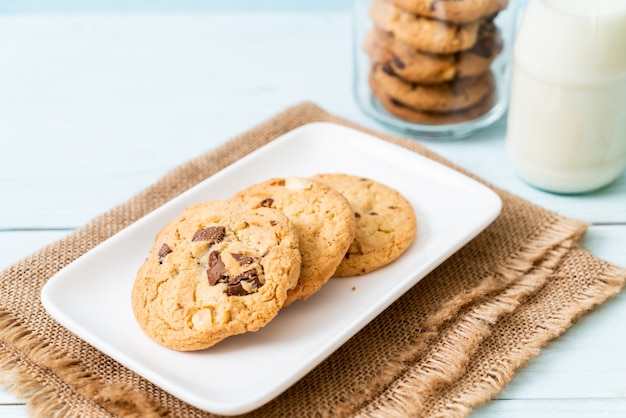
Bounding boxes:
506 0 626 193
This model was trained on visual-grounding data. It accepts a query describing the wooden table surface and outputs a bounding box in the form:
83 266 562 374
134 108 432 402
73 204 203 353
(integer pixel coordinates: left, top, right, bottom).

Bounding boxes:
1 4 625 417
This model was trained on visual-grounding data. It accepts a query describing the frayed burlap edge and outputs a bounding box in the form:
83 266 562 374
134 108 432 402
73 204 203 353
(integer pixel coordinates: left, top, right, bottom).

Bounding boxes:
353 262 626 418
350 231 625 418
0 307 167 418
427 262 626 418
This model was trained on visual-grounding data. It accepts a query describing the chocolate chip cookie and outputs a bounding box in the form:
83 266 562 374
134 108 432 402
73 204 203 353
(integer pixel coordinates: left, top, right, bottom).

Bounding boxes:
311 174 417 277
370 0 482 54
364 22 502 84
389 0 508 23
131 200 301 351
372 63 495 112
369 72 495 124
231 177 356 305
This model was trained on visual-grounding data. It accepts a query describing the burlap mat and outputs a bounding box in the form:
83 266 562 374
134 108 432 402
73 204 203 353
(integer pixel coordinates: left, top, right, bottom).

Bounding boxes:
1 102 625 418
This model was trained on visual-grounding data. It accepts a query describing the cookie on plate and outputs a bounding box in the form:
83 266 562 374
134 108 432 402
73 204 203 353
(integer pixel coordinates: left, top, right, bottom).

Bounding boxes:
231 177 356 306
369 0 482 54
131 200 301 351
369 72 496 124
311 174 417 277
364 22 502 84
388 0 508 23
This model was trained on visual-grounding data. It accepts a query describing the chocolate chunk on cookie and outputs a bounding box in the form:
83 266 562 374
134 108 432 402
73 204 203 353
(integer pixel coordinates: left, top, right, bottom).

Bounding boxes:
311 174 417 277
231 177 356 306
191 225 226 243
131 200 301 351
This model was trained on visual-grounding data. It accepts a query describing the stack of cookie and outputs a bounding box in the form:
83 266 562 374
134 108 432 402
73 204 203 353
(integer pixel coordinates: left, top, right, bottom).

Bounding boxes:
132 174 417 351
365 0 508 125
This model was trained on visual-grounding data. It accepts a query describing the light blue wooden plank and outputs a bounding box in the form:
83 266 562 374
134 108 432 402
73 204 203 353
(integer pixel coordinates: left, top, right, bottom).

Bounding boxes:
0 404 28 418
0 0 353 14
1 13 625 228
473 398 626 417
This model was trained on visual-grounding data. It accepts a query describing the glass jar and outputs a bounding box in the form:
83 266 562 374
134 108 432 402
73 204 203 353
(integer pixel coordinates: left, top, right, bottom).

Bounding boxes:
353 0 520 139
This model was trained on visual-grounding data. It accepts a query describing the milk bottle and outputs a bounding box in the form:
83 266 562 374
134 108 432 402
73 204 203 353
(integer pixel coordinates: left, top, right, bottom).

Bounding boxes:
506 0 626 193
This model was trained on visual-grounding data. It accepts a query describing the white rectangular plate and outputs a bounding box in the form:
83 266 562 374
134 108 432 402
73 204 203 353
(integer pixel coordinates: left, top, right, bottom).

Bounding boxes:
42 122 501 415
